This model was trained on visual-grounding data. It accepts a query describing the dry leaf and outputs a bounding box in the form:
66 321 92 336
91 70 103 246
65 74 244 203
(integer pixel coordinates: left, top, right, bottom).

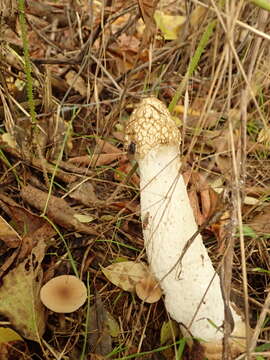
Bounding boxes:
18 221 56 261
210 210 230 255
0 327 23 342
0 327 29 360
46 114 73 160
110 200 140 214
0 196 48 235
0 216 21 248
0 241 46 341
257 127 270 146
21 184 97 235
249 206 270 235
243 196 260 205
114 162 140 187
137 0 159 41
154 10 185 40
1 133 17 148
184 171 220 225
135 274 162 303
68 153 125 167
160 320 179 345
95 138 122 154
117 33 140 53
74 214 94 223
68 179 98 205
102 261 149 292
106 312 120 337
65 70 88 97
88 296 112 356
188 189 205 226
0 194 56 260
190 5 207 28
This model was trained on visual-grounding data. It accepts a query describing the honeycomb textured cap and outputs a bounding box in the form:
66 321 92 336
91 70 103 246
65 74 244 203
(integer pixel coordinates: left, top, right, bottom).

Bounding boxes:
125 97 181 158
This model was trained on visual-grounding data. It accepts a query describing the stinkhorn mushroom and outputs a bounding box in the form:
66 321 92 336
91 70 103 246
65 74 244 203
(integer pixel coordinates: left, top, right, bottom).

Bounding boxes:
125 97 246 359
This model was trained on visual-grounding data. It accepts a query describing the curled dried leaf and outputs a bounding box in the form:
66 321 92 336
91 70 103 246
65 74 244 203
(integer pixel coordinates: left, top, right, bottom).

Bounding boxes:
102 261 149 292
135 274 162 303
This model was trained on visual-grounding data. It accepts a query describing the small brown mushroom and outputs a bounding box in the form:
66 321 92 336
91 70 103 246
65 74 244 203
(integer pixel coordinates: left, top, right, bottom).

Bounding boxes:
135 274 162 303
40 275 87 313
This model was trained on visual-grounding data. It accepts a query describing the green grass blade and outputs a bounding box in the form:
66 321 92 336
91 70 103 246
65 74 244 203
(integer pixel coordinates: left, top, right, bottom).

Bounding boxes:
169 20 217 113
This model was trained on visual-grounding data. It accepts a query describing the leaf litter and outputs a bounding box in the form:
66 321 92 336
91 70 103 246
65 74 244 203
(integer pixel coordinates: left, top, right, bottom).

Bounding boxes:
0 240 46 341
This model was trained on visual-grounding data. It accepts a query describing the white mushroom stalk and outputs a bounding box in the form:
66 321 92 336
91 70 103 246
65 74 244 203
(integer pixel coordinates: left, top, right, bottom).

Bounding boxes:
125 97 246 358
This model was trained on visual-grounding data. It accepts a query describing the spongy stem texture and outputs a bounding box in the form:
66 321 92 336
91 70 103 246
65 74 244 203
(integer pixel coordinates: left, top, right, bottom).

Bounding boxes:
125 97 244 344
139 144 240 341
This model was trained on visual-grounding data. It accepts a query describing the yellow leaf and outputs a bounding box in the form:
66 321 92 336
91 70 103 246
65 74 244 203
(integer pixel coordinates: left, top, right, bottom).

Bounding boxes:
160 320 179 345
190 6 207 28
73 214 94 223
1 133 17 149
0 327 22 343
258 127 270 145
154 10 185 40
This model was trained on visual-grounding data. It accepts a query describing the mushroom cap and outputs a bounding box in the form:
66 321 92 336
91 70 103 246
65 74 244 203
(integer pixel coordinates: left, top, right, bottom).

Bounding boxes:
125 97 181 158
40 275 87 313
136 275 162 303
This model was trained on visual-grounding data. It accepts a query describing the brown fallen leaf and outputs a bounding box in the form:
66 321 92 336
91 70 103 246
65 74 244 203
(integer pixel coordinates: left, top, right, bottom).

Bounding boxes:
110 200 140 214
68 179 98 206
102 261 149 292
65 70 88 97
0 215 21 249
21 184 97 235
0 194 56 266
135 273 162 303
88 354 106 360
18 221 56 261
26 0 70 27
0 138 77 183
68 153 125 167
51 159 94 177
201 186 219 221
249 206 270 235
69 138 127 167
0 193 51 235
46 114 73 161
187 190 205 226
87 296 113 356
31 158 78 183
137 0 159 42
95 138 122 154
114 162 140 187
211 210 231 256
184 171 220 226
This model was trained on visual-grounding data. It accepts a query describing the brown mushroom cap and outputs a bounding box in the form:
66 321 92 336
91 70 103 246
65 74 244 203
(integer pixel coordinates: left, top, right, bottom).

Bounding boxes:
40 275 87 313
135 275 162 303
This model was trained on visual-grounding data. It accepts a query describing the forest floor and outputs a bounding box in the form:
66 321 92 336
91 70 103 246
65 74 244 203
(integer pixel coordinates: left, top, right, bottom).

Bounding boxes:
0 0 270 359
